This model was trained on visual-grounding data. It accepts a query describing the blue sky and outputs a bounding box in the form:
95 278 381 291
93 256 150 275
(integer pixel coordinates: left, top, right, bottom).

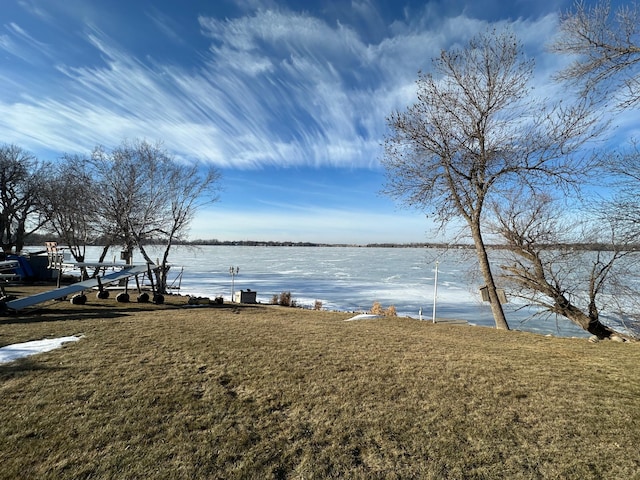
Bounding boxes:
1 0 634 244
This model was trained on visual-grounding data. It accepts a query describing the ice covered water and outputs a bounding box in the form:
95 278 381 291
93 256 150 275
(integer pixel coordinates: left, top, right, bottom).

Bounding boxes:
82 245 588 338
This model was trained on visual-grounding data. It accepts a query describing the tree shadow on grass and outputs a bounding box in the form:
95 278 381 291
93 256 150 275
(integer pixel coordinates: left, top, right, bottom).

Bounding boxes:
0 301 272 325
0 357 68 381
0 306 140 325
0 308 133 325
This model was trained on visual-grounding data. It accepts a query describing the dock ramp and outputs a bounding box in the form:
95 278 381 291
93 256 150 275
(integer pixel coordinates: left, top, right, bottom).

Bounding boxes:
4 264 151 312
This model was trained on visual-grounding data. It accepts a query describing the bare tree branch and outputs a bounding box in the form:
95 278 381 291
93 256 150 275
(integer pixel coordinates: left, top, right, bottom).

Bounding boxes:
551 0 640 108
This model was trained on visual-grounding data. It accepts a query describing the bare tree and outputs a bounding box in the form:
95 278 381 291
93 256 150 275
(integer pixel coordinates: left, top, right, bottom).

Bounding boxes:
90 140 221 294
382 29 599 330
149 161 221 292
552 0 640 223
551 0 640 108
0 144 49 253
528 0 640 338
41 156 95 260
489 191 639 339
597 143 640 241
38 155 107 278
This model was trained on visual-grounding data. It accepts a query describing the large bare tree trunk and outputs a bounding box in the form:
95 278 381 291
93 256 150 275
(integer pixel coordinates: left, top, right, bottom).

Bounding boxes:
471 224 510 330
554 297 616 338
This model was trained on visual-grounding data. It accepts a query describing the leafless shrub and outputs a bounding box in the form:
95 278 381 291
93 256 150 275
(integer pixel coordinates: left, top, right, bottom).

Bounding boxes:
371 301 384 315
371 302 398 317
271 291 295 307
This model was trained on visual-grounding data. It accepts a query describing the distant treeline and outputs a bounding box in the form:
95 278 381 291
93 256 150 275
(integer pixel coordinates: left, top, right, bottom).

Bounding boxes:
22 233 640 251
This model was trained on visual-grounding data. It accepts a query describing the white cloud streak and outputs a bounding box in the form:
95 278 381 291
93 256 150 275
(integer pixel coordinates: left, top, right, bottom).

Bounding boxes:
0 3 567 169
0 21 54 63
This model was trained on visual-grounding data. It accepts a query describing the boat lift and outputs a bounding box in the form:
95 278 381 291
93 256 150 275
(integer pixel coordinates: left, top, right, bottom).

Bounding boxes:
1 243 162 312
0 259 21 297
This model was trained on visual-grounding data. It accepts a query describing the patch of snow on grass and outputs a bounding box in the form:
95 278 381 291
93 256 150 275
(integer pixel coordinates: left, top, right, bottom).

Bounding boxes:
0 336 81 364
345 314 383 321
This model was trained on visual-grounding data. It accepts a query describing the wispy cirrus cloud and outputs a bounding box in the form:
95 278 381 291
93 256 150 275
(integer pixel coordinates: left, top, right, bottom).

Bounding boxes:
0 2 564 169
0 21 54 63
146 8 185 45
16 0 53 22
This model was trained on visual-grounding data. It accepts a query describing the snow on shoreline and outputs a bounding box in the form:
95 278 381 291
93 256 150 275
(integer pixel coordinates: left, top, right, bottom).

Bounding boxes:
0 336 81 364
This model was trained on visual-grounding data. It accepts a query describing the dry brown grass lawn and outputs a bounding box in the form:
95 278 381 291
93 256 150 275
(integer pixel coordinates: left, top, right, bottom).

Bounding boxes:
1 287 640 479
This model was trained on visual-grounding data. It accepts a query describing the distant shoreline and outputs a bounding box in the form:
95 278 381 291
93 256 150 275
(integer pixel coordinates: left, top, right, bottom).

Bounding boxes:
181 240 466 248
148 240 640 251
23 237 638 251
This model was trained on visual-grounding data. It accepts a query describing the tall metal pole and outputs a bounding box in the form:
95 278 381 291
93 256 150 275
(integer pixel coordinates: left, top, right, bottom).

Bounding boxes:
229 266 239 302
432 261 439 323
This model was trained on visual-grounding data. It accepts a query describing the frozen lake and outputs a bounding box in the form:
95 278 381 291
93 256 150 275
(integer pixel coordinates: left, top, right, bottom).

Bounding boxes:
114 245 591 338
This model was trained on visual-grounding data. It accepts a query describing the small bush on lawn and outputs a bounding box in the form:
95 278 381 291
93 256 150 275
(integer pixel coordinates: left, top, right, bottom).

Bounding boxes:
371 301 397 317
281 292 292 306
271 291 297 307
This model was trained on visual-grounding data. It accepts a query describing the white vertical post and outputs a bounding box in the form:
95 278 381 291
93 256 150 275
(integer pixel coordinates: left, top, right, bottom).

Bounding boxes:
432 261 439 323
229 266 239 302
